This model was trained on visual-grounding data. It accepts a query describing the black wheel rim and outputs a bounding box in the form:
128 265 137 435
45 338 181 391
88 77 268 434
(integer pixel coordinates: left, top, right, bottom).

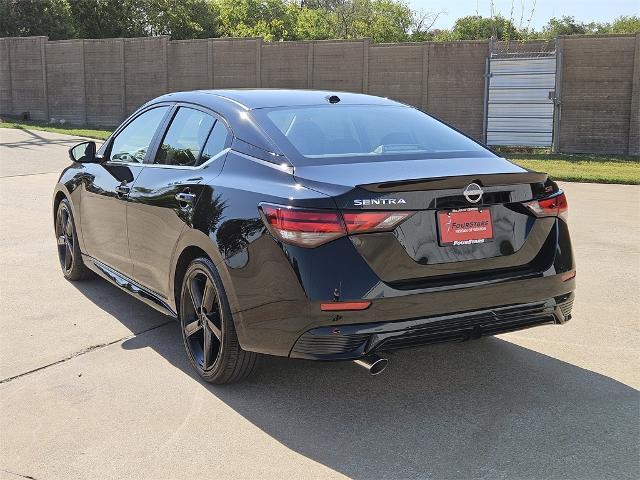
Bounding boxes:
56 204 74 274
181 268 223 371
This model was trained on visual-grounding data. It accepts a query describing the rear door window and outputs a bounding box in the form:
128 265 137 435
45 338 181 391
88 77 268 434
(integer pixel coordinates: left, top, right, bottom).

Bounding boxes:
155 107 215 167
199 121 229 164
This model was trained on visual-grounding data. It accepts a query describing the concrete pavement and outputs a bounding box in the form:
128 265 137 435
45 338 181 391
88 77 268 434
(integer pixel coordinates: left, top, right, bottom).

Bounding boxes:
0 128 638 479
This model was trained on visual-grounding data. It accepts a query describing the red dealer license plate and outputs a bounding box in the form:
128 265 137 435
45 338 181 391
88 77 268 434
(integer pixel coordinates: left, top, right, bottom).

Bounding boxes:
437 208 493 246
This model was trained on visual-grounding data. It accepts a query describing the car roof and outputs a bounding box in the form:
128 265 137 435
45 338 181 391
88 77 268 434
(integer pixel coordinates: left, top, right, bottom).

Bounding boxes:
142 89 410 163
152 89 404 110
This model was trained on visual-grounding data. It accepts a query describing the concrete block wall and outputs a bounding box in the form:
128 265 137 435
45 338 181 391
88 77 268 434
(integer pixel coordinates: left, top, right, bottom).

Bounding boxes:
630 35 640 156
84 39 125 126
1 34 638 154
46 40 85 124
425 41 489 141
312 40 367 92
168 39 210 91
124 36 168 116
211 38 260 88
0 39 13 116
1 37 48 120
558 34 638 154
261 41 310 88
368 43 423 110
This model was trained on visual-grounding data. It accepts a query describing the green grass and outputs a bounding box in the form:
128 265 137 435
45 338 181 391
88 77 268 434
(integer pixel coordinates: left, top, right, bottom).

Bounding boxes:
0 118 113 140
505 153 640 185
2 119 638 184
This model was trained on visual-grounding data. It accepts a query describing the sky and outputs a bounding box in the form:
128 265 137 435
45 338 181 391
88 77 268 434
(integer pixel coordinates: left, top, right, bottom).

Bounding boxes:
406 0 640 30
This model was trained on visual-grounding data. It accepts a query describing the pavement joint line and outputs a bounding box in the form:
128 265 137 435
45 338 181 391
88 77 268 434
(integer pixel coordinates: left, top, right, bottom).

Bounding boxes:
0 172 58 179
0 320 174 385
0 468 38 480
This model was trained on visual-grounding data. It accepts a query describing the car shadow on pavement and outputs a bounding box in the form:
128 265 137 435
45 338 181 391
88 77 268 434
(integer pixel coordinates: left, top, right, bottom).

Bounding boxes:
75 278 639 480
0 128 94 150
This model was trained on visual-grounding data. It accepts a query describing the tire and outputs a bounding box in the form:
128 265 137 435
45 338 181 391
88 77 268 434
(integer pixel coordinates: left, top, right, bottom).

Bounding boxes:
179 257 257 384
55 198 92 281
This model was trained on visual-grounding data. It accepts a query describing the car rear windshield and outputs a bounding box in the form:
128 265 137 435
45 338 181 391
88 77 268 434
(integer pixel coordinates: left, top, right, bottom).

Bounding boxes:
254 105 490 163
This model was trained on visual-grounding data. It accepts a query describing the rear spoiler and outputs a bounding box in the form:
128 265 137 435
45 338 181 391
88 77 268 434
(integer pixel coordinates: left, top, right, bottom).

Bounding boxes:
360 171 549 192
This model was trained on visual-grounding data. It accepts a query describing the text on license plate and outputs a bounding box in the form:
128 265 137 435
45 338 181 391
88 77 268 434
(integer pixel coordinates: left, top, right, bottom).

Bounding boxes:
437 208 493 246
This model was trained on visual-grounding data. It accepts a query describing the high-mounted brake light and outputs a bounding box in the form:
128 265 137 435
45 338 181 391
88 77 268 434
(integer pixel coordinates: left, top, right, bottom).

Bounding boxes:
524 191 568 222
260 204 415 248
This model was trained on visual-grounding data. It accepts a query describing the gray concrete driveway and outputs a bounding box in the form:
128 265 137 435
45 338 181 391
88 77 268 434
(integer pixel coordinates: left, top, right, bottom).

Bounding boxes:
1 128 638 480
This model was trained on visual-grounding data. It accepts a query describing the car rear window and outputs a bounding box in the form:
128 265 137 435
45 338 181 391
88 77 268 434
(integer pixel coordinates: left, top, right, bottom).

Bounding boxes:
255 105 489 162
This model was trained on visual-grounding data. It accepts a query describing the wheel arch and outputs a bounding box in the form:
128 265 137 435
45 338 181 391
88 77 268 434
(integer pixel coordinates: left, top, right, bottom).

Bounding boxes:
169 228 235 315
170 230 249 348
172 245 210 315
52 184 87 252
52 186 70 223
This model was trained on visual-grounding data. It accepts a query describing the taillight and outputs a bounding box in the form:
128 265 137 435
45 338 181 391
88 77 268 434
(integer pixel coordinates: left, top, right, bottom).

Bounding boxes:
524 191 568 222
260 205 345 247
260 204 415 247
342 211 414 234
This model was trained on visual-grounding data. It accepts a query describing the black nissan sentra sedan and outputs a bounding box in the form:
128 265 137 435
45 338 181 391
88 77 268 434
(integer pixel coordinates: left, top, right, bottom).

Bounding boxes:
53 89 575 383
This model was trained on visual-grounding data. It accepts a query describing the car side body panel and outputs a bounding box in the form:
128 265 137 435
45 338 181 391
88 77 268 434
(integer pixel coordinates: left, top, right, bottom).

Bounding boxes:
181 150 336 349
127 166 206 298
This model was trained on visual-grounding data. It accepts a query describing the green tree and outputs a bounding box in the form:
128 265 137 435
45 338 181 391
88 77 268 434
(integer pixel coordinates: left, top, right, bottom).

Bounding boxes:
542 16 588 38
7 0 631 43
139 0 220 39
216 0 299 41
295 0 421 42
607 15 640 34
450 14 521 41
0 0 75 39
293 6 336 40
68 0 147 38
350 0 414 43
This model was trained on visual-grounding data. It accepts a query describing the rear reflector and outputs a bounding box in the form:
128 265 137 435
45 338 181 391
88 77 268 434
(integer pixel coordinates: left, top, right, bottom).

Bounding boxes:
524 191 568 222
260 203 415 248
321 301 371 311
561 270 576 282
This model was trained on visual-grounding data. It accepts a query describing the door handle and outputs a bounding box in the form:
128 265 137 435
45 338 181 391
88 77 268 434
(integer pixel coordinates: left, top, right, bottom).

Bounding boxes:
116 184 131 197
175 192 196 204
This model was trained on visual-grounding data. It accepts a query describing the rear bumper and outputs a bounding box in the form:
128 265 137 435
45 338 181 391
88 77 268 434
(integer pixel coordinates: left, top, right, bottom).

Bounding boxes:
290 292 574 360
231 219 575 358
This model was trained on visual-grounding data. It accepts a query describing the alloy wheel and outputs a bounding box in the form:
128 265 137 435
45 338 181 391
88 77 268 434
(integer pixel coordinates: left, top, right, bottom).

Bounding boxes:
181 268 223 371
56 204 75 274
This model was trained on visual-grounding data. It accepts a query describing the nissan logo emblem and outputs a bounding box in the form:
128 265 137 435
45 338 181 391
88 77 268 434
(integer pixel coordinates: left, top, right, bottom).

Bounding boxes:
463 183 483 203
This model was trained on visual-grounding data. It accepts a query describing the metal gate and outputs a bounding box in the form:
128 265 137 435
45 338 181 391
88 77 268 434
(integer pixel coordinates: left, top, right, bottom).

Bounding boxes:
485 42 558 148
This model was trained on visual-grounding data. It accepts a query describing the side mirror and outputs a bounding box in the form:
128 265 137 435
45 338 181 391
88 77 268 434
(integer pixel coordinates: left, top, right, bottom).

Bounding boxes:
69 141 98 163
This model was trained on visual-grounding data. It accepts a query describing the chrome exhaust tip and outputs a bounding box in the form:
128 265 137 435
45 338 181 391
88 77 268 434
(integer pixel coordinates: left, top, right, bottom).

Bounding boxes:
353 354 389 375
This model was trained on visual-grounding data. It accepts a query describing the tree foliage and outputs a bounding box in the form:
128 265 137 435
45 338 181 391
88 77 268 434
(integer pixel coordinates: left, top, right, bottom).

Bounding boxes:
67 0 146 38
0 0 75 40
216 0 298 41
140 0 220 39
0 0 638 42
449 15 521 41
67 0 220 39
541 15 640 39
607 15 640 34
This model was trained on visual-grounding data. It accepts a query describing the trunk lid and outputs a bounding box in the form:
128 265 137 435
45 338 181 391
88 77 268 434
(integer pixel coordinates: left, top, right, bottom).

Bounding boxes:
293 156 556 286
